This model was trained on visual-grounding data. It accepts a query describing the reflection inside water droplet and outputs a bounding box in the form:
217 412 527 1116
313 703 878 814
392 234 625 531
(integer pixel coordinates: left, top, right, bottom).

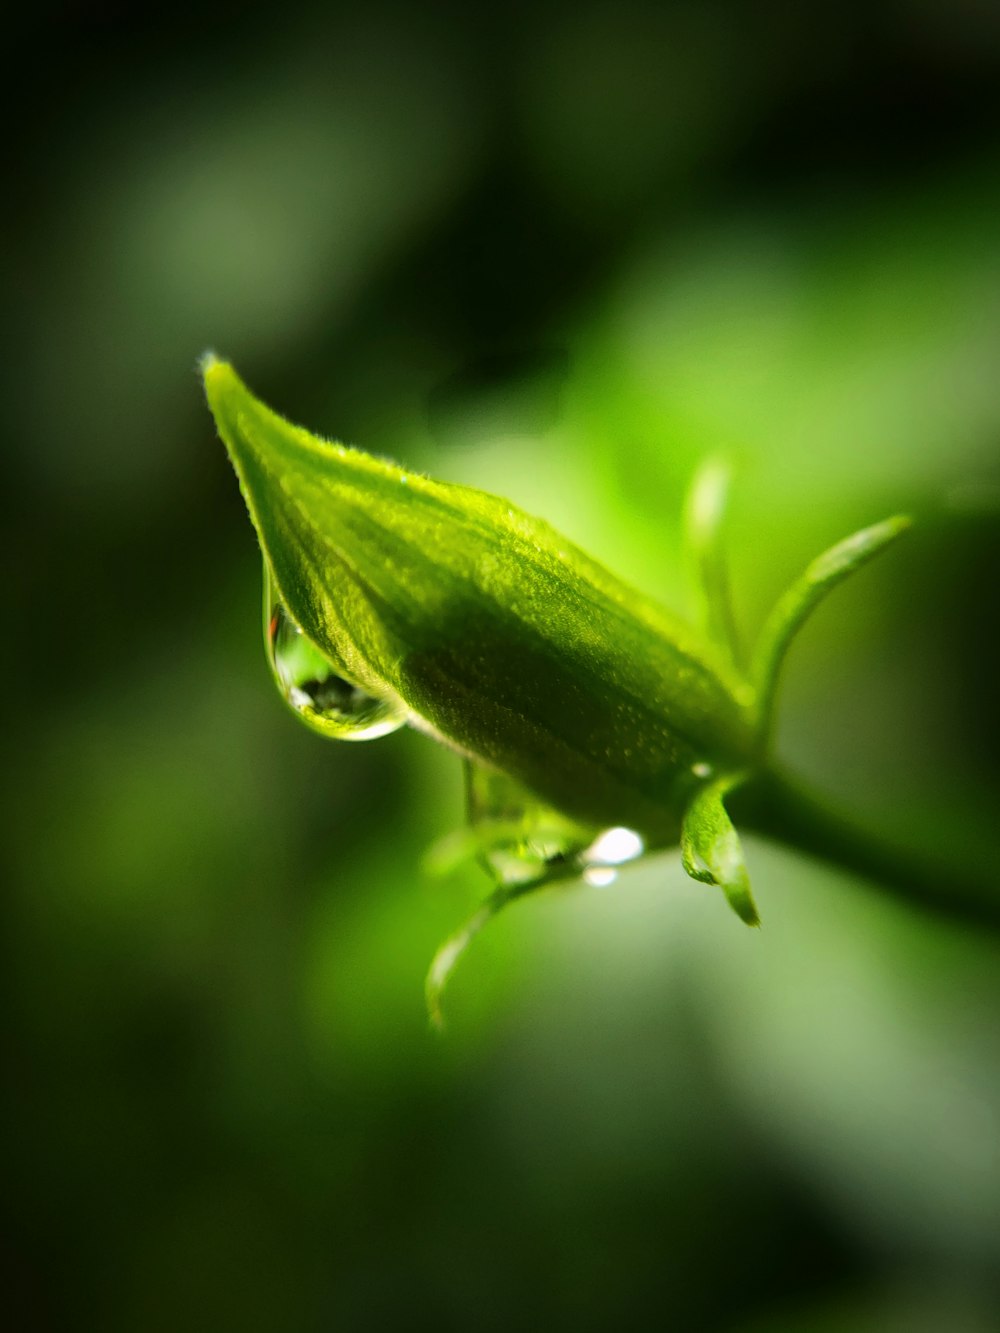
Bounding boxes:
263 565 407 741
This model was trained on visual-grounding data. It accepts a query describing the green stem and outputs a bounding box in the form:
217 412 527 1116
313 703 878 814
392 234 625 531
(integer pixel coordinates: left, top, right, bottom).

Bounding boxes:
732 768 1000 933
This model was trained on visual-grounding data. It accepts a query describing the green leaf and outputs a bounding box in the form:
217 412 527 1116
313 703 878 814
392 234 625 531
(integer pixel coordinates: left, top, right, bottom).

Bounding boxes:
681 773 759 925
751 514 912 744
424 852 591 1031
683 455 742 670
424 887 511 1034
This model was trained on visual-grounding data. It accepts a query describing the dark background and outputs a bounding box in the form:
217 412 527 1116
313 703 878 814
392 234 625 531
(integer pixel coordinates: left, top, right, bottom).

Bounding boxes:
5 2 1000 1329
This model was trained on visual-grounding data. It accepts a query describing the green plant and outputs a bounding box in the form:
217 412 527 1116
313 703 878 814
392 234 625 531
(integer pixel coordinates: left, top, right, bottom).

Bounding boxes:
202 356 993 1026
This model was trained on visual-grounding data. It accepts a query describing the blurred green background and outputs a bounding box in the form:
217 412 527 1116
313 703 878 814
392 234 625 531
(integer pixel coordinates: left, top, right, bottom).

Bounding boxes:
6 2 1000 1329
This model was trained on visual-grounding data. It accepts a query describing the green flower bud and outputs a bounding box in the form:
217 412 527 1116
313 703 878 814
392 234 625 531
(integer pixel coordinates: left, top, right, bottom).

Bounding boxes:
205 357 755 837
202 355 910 1022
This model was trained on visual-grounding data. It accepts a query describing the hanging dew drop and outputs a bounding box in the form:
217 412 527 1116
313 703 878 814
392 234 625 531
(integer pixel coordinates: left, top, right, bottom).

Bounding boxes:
263 565 408 741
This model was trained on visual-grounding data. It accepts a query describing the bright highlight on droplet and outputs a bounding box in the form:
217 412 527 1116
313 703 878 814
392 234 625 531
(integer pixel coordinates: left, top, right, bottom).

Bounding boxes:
584 826 645 866
583 867 618 888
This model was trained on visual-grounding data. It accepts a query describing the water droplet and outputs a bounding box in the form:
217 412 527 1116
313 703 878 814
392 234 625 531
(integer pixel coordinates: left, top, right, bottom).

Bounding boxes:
583 866 617 888
691 761 713 780
264 566 407 741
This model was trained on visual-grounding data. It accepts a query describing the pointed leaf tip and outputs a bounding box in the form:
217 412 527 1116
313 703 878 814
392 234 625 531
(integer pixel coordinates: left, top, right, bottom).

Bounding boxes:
808 512 913 583
681 774 760 927
201 353 239 402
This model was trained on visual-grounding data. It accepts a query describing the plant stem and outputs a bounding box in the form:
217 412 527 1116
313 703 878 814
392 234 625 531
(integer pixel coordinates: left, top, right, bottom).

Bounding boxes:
732 767 1000 934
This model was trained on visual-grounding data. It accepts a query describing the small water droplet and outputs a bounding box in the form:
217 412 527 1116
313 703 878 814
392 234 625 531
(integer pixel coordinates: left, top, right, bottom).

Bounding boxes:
691 761 713 780
264 565 407 741
583 866 617 888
